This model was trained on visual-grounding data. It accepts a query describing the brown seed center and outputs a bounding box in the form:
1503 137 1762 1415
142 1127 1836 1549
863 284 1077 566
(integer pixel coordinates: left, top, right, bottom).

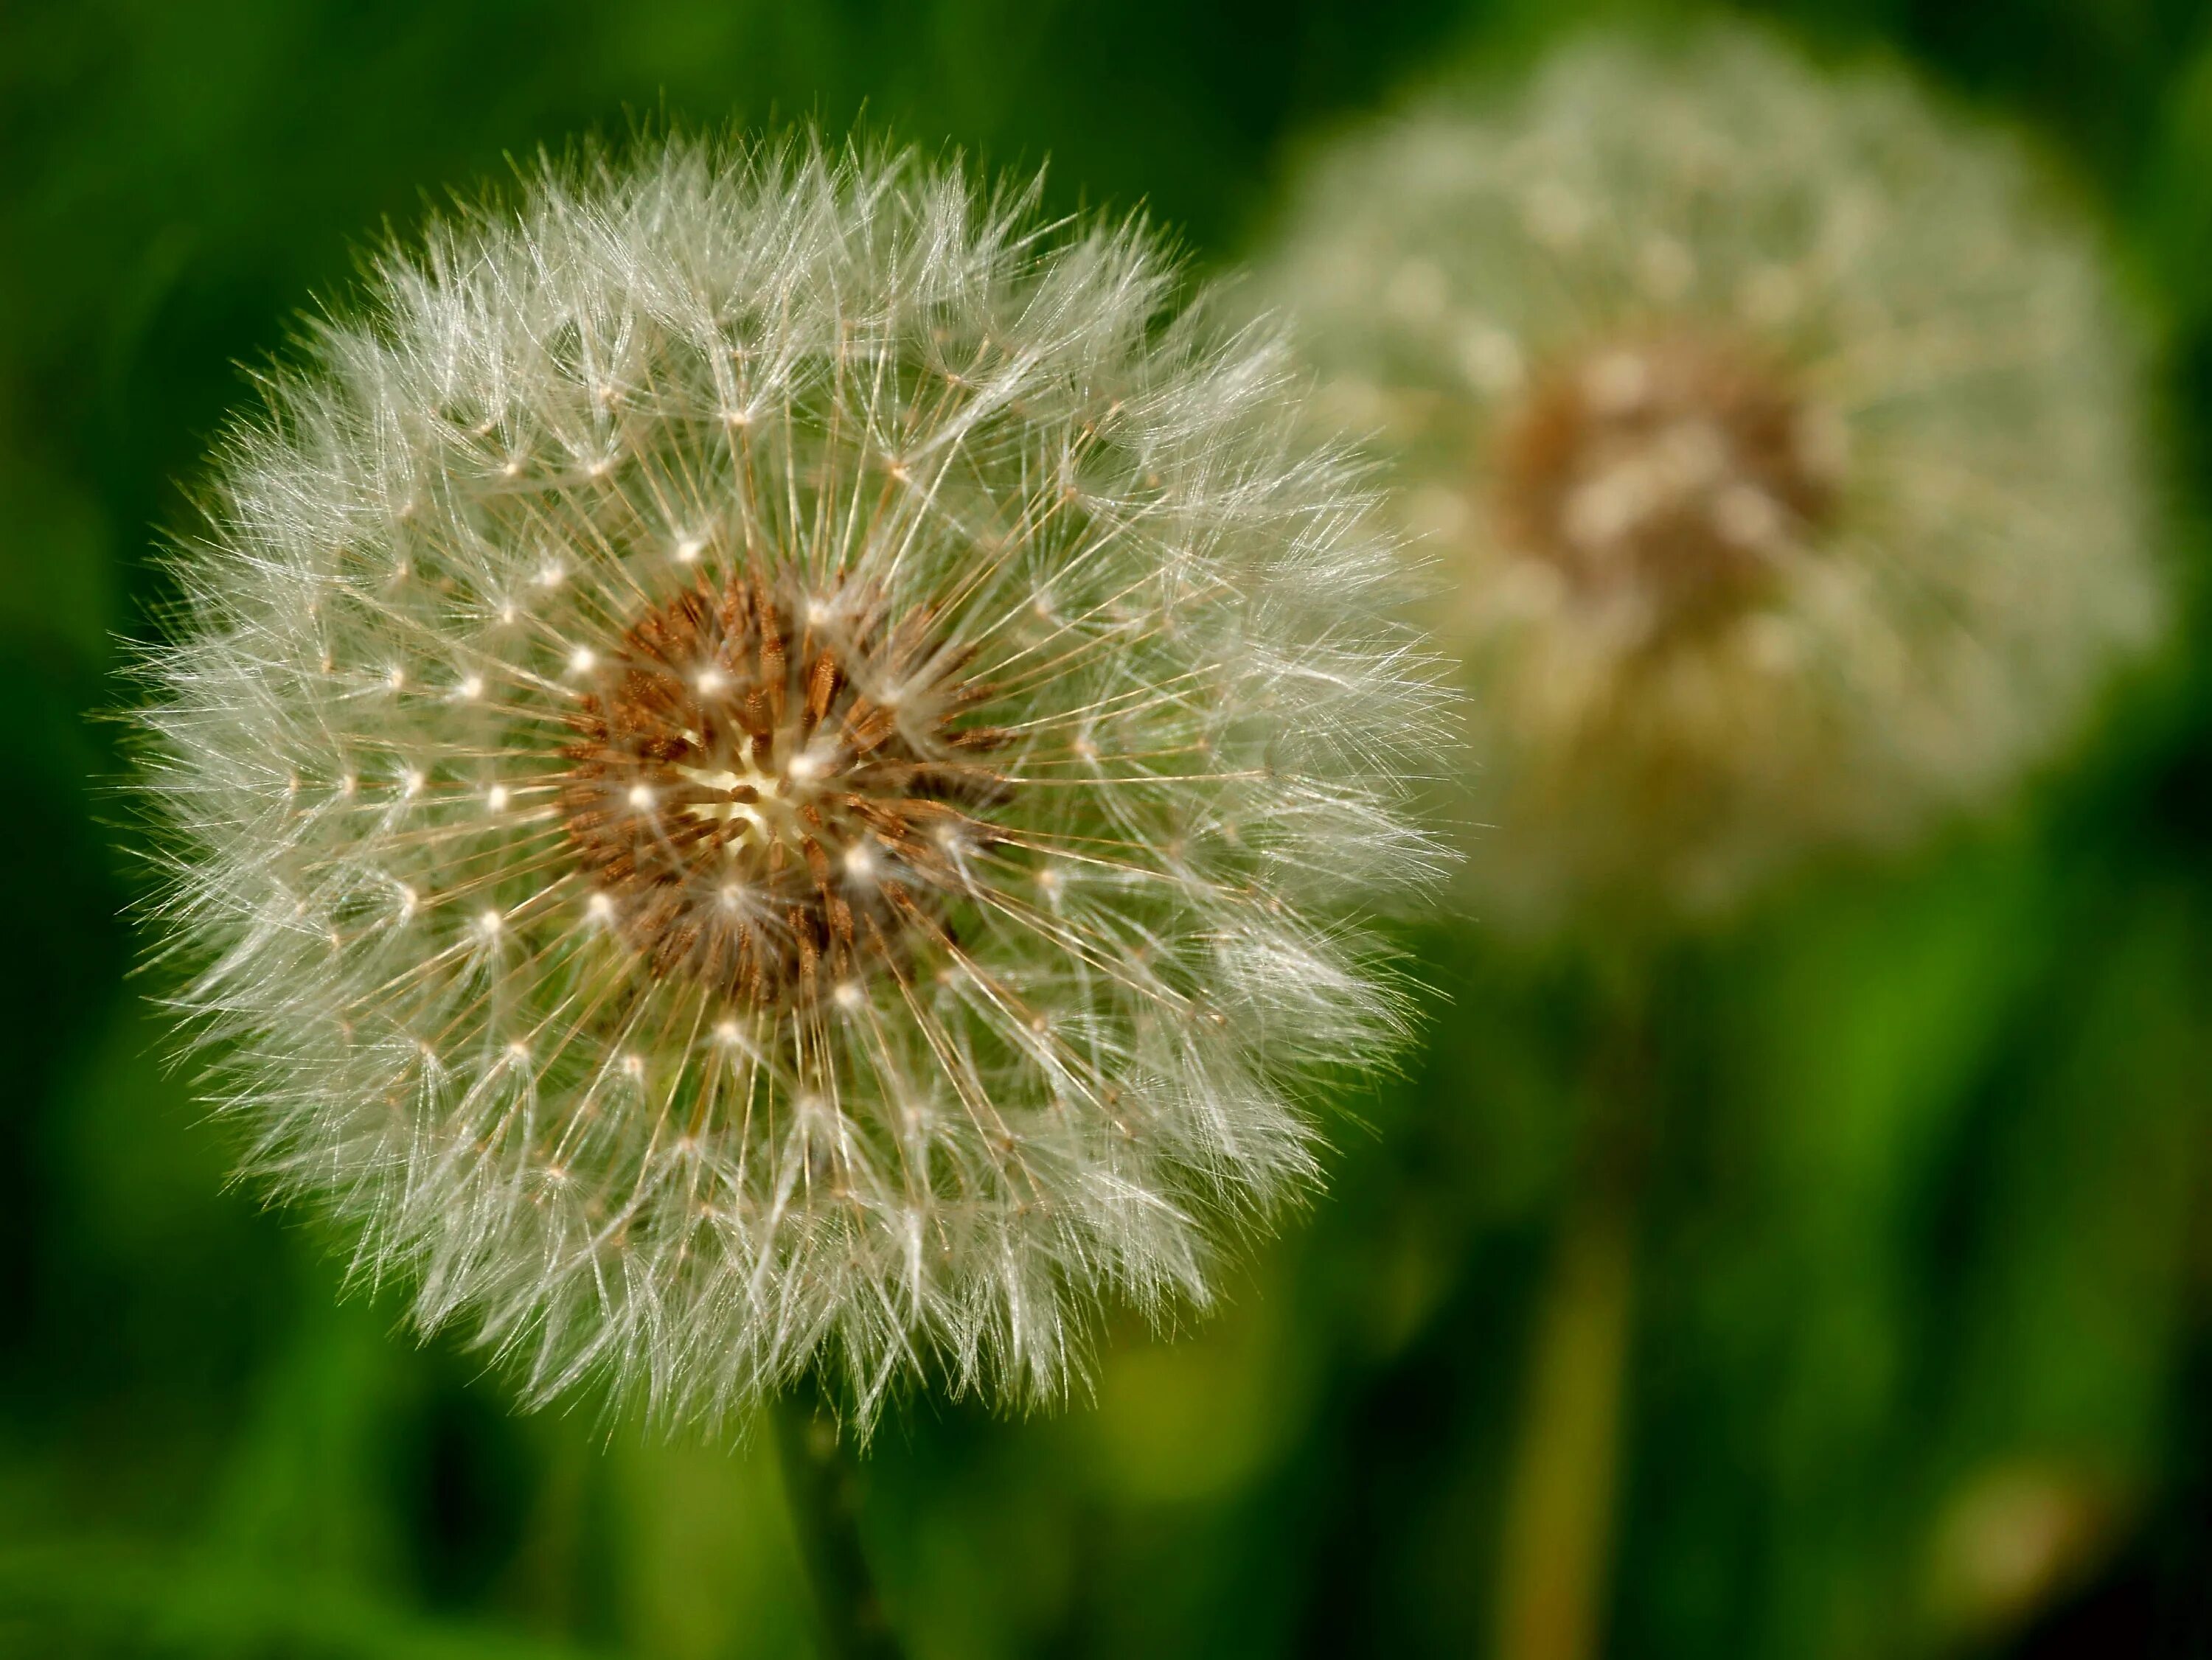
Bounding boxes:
558 573 1007 1005
1493 334 1843 632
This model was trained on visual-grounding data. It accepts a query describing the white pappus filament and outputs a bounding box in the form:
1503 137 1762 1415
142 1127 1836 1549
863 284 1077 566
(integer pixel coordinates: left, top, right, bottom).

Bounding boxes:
135 134 1447 1430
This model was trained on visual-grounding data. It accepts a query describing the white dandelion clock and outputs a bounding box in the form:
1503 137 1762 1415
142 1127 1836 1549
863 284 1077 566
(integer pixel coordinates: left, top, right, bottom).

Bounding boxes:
1262 29 2162 932
136 138 1444 1427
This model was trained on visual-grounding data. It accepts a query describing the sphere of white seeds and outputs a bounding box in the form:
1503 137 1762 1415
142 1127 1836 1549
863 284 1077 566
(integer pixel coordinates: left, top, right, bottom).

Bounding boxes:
1261 29 2161 932
139 138 1443 1426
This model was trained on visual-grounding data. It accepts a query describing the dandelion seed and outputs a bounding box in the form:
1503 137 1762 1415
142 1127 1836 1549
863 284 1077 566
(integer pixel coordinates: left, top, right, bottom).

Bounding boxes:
133 133 1444 1429
1262 28 2159 932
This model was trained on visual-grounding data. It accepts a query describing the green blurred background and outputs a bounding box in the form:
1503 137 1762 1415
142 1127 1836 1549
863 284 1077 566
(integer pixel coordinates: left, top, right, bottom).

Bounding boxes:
5 0 2212 1654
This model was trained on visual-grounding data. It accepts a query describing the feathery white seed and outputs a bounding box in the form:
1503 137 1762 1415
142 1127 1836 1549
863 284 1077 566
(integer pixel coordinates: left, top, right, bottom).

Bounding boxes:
1261 27 2158 930
135 133 1447 1431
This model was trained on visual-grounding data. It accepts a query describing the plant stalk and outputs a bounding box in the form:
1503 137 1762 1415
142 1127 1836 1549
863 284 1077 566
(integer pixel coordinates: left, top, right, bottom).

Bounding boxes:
773 1384 905 1660
1494 980 1652 1660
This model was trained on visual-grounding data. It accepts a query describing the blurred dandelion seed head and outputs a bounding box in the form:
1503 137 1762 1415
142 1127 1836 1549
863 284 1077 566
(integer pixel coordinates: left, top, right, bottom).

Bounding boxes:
1264 29 2162 930
134 135 1445 1428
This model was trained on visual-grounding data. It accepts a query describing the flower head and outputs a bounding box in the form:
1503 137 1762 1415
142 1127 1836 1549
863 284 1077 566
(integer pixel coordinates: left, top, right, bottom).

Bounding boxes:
138 137 1441 1425
1261 29 2160 931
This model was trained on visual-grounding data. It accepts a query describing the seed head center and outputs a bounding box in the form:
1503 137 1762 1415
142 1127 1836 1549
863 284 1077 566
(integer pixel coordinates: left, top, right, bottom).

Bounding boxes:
557 573 1006 1004
1494 333 1843 632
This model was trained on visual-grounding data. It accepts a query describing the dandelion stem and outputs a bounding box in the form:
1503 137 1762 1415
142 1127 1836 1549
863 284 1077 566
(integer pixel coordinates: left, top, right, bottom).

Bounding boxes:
773 1383 905 1660
1495 974 1652 1660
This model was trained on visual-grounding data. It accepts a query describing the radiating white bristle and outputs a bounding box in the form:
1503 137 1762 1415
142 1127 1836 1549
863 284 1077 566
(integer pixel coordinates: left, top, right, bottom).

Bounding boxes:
1259 28 2159 930
134 133 1450 1432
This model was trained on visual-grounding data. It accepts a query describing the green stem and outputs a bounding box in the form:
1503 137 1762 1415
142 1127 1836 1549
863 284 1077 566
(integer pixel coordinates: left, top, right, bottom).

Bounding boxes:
773 1384 905 1660
1494 977 1652 1660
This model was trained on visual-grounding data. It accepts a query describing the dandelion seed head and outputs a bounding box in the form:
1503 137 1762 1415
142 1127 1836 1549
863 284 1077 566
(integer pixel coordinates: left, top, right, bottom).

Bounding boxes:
134 133 1444 1429
1262 28 2160 931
